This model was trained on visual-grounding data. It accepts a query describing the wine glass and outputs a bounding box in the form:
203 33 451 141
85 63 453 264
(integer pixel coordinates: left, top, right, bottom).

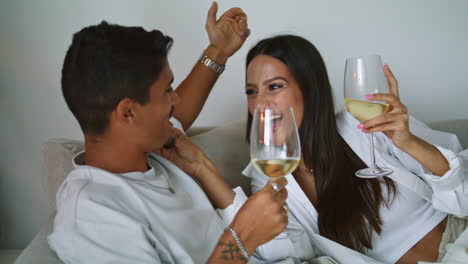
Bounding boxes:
250 105 301 181
344 54 393 178
250 106 303 238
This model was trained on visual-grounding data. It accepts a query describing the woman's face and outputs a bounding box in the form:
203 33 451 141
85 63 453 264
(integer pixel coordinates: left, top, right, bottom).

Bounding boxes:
246 55 304 128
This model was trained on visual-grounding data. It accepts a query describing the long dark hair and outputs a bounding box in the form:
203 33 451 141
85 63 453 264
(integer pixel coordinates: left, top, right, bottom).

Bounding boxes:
245 35 396 253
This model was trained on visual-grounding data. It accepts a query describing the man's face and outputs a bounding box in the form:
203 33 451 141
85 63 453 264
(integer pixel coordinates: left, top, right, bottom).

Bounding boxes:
133 60 180 151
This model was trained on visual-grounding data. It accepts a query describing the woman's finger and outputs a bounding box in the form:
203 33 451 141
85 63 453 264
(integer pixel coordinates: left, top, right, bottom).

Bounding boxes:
366 93 407 115
362 119 408 134
367 93 398 105
384 64 400 99
360 113 408 130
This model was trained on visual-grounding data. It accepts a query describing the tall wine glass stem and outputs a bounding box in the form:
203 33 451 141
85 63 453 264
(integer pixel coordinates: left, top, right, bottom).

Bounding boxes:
369 133 377 169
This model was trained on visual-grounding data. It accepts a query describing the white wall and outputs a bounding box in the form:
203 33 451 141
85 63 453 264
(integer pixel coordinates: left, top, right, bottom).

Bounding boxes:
1 0 467 249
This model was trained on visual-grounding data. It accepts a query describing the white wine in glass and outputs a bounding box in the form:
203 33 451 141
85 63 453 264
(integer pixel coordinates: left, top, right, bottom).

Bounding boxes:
344 98 390 123
252 159 300 179
344 54 393 178
250 106 301 180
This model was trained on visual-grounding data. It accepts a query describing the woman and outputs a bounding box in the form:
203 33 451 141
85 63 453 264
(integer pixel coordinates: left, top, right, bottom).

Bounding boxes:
242 35 468 264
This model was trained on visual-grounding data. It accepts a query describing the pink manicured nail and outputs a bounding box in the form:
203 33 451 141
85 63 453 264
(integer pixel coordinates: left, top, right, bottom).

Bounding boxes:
357 124 364 129
362 129 368 133
365 94 374 100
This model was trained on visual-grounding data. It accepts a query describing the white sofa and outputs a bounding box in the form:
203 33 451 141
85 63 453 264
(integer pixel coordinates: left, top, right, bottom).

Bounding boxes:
13 120 250 264
11 118 468 264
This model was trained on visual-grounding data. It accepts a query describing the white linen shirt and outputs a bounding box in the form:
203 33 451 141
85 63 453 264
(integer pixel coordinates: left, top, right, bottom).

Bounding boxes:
242 111 468 264
48 118 305 264
49 152 229 263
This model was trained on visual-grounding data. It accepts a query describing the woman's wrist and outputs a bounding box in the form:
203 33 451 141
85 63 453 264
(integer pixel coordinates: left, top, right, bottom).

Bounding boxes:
394 133 418 152
192 155 220 181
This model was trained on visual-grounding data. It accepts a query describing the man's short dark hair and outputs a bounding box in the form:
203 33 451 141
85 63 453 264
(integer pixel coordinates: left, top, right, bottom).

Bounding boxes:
62 21 173 135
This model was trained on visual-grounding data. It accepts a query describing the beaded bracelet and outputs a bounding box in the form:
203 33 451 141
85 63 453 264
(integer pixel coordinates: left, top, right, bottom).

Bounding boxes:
225 227 249 260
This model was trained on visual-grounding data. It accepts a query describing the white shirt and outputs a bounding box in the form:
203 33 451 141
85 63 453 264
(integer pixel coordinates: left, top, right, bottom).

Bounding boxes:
242 112 468 264
48 152 231 263
48 118 235 263
48 118 304 264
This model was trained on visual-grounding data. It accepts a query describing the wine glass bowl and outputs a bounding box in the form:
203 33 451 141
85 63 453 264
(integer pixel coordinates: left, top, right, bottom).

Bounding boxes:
250 106 301 179
344 54 393 178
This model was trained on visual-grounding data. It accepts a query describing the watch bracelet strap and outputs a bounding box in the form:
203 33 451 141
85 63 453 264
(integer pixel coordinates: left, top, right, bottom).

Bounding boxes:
199 53 225 74
225 227 250 260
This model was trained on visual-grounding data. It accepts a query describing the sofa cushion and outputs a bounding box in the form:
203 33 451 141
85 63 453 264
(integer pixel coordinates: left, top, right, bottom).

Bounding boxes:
14 218 63 264
428 119 468 149
0 249 21 264
41 138 84 210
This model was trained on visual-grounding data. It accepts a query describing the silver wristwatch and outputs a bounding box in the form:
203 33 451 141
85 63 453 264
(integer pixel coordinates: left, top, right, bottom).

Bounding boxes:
199 53 225 74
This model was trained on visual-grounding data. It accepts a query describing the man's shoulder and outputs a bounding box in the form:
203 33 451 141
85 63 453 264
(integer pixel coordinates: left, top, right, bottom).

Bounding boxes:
58 166 132 210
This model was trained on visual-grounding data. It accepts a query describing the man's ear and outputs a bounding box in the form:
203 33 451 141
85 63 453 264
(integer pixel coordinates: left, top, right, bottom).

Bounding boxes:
114 98 137 124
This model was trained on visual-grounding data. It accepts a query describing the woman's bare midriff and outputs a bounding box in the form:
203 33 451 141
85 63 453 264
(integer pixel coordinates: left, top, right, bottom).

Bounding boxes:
396 216 447 264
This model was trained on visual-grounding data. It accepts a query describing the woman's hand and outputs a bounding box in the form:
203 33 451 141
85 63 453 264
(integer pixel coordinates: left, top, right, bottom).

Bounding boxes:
205 2 250 63
359 65 450 175
158 128 213 180
359 65 416 149
158 128 238 208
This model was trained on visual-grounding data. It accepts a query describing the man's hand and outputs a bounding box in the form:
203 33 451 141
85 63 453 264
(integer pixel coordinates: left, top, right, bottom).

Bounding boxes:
229 177 289 254
205 2 251 63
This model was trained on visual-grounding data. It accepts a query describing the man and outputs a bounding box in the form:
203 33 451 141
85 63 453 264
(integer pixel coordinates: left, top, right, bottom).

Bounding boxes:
48 3 288 263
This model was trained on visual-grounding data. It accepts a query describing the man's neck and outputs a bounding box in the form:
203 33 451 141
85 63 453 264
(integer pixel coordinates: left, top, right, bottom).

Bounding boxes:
84 134 149 174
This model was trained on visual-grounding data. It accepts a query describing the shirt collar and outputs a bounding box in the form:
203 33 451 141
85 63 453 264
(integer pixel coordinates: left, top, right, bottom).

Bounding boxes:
72 151 173 191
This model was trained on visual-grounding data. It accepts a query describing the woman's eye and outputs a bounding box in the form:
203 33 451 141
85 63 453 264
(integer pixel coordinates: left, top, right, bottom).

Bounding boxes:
269 83 284 90
245 89 257 96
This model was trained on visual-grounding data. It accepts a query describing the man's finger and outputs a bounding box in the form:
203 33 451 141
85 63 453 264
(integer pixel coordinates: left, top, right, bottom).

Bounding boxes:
241 28 251 40
206 1 218 29
267 177 287 192
222 7 246 20
274 188 288 203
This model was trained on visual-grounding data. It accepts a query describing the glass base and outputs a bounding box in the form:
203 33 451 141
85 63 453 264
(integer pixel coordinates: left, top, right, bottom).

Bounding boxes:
355 166 393 178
